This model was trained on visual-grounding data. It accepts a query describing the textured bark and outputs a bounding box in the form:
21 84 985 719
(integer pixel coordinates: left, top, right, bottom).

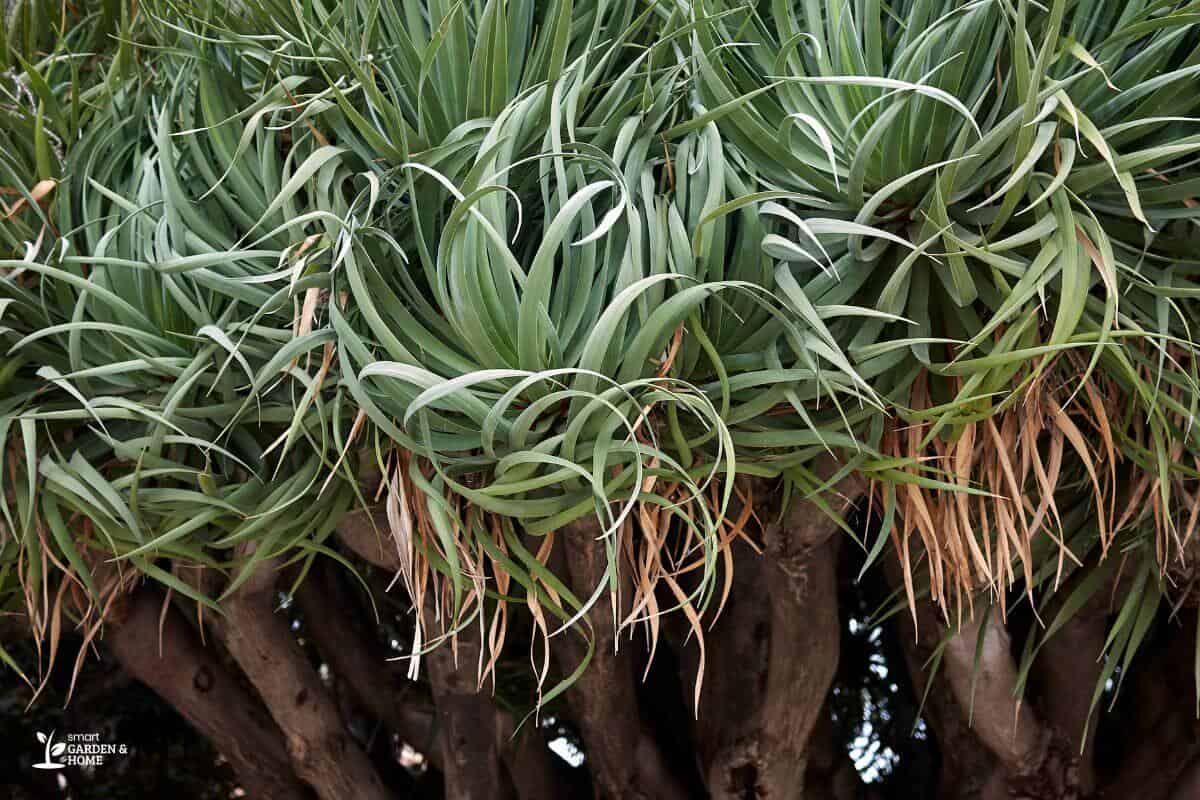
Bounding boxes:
555 516 689 800
336 507 506 800
218 545 392 800
294 560 440 758
104 584 309 800
419 630 564 800
336 511 565 800
695 477 852 800
696 467 865 799
890 585 996 800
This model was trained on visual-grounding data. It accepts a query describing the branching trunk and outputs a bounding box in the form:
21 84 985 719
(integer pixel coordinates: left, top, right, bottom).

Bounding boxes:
218 545 392 800
888 569 996 800
336 510 565 800
555 516 689 800
695 475 856 800
942 613 1044 770
103 582 310 800
294 560 441 758
940 611 1080 800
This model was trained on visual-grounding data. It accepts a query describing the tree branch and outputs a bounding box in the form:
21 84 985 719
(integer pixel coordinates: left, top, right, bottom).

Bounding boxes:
695 474 857 800
1031 568 1116 794
552 515 689 800
942 612 1044 770
886 556 996 800
940 610 1083 799
103 582 310 800
1098 615 1200 800
294 560 440 759
217 545 392 800
336 511 566 800
422 629 514 800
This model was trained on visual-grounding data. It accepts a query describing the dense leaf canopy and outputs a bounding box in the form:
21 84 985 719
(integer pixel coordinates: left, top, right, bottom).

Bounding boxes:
3 0 1200 717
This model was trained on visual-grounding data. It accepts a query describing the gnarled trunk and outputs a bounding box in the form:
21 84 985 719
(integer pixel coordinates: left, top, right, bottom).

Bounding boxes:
103 582 309 800
696 475 859 800
218 545 392 800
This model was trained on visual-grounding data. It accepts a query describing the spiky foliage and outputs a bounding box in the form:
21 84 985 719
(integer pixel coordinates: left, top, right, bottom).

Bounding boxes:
0 11 365 689
4 0 1200 719
683 0 1200 623
127 0 884 690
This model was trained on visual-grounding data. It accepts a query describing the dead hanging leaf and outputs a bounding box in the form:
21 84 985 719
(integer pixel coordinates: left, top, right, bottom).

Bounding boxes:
2 179 57 221
653 323 685 377
880 361 1115 623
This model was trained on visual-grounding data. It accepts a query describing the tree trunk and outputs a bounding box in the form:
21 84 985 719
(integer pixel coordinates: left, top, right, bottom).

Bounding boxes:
218 545 393 800
695 475 853 800
554 516 690 800
804 707 872 800
423 633 514 800
1098 615 1200 800
104 583 310 800
337 509 567 800
1031 571 1114 794
294 560 441 757
889 576 996 800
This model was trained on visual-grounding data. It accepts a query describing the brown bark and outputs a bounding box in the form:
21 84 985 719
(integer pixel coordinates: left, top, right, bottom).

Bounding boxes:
805 708 872 800
1169 756 1200 800
336 505 402 572
336 510 565 800
103 583 310 800
423 633 514 800
1031 570 1114 794
939 610 1081 800
419 623 565 800
500 715 566 800
336 508 506 800
883 532 1086 800
695 476 854 800
941 613 1046 772
889 579 996 800
554 515 690 800
218 545 392 800
293 560 440 757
